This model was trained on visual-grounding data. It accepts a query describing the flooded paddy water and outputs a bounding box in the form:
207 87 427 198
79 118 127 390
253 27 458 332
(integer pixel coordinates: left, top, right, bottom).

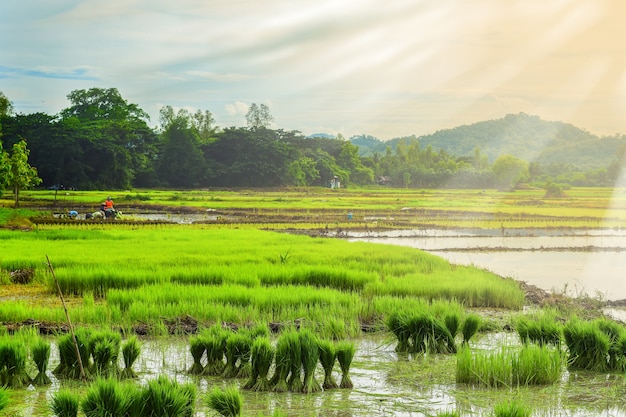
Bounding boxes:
348 228 626 302
9 334 626 416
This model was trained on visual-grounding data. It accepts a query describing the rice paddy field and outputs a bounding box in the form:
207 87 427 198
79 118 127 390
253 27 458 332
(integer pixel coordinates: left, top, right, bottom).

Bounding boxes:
1 186 626 416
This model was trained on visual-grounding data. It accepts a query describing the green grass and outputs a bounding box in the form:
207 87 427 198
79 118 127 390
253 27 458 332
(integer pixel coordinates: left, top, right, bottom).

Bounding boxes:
456 344 563 387
0 227 525 335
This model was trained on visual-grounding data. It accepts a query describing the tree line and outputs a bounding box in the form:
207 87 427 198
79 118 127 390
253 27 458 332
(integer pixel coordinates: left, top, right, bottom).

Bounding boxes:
1 88 622 194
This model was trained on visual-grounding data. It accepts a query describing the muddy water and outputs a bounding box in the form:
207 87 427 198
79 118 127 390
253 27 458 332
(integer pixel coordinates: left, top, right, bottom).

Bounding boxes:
9 334 626 416
348 229 626 301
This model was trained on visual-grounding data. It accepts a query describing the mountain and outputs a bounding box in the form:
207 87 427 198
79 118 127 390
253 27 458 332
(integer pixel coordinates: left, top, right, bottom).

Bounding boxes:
350 113 626 169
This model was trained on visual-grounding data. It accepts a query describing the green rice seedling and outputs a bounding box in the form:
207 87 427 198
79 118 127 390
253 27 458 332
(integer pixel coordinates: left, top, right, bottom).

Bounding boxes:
387 311 411 353
91 339 117 378
436 411 460 417
285 330 303 392
31 339 52 385
516 314 562 347
563 318 610 371
235 334 253 379
462 314 481 345
455 345 475 385
55 328 92 379
138 375 196 417
336 340 356 389
456 345 512 388
188 336 206 375
299 329 322 393
407 313 456 354
0 339 32 388
50 389 80 417
245 337 275 391
81 378 131 417
444 312 461 340
512 345 563 385
0 388 8 412
222 333 250 378
596 317 625 370
270 331 292 392
121 336 141 379
493 400 532 417
206 385 242 417
202 334 226 376
318 339 338 390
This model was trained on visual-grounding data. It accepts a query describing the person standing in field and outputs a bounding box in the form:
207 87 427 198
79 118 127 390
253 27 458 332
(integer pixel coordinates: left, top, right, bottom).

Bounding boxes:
103 196 116 219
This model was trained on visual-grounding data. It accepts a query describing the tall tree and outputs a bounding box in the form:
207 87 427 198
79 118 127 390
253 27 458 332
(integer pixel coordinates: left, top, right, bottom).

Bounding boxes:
59 88 158 189
157 119 207 188
5 140 41 207
245 103 274 129
0 141 9 197
0 91 13 140
492 154 529 190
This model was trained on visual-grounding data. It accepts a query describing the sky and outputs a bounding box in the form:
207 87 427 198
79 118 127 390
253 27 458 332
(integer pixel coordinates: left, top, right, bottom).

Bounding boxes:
2 0 626 140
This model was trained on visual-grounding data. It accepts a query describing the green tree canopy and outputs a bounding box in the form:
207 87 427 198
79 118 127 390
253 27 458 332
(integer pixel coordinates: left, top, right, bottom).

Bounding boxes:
5 140 42 206
492 154 530 190
61 88 149 122
245 103 274 129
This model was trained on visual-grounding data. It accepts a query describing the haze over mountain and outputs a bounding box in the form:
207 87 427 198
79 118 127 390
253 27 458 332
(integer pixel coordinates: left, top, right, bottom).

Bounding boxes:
348 113 626 169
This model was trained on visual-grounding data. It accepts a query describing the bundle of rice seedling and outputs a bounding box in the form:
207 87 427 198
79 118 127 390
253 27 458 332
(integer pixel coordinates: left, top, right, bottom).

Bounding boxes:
187 336 206 375
245 337 275 391
54 329 91 379
206 385 242 417
318 339 338 390
336 341 355 389
91 339 116 378
32 339 52 385
0 388 9 412
222 334 239 378
462 314 481 345
270 332 292 392
138 375 196 417
407 314 432 353
203 334 226 376
50 389 80 417
516 315 562 347
285 330 303 392
81 378 131 417
121 336 141 379
1 339 32 388
222 333 249 378
564 318 610 371
234 335 253 379
596 318 625 370
89 330 121 377
299 330 321 393
493 400 532 417
444 313 461 340
387 311 411 353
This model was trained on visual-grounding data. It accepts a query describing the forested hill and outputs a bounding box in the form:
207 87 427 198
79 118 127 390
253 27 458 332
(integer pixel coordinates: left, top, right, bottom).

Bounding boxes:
351 113 626 169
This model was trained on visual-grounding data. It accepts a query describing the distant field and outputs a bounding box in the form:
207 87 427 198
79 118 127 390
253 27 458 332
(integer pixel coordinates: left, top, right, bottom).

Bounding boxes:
4 186 625 229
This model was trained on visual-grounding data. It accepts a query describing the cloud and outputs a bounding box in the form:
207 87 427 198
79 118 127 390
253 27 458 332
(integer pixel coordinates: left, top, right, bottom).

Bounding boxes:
0 65 96 81
186 71 254 82
225 101 249 116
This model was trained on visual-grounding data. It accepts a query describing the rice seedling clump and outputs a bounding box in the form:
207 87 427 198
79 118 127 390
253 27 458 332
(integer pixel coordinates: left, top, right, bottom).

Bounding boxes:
206 385 242 417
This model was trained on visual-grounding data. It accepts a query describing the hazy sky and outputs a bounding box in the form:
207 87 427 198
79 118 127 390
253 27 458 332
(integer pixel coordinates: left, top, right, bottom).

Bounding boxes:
2 0 626 139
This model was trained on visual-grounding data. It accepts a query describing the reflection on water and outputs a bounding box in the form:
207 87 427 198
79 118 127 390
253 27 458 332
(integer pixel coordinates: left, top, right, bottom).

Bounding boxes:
349 229 626 301
8 335 626 416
